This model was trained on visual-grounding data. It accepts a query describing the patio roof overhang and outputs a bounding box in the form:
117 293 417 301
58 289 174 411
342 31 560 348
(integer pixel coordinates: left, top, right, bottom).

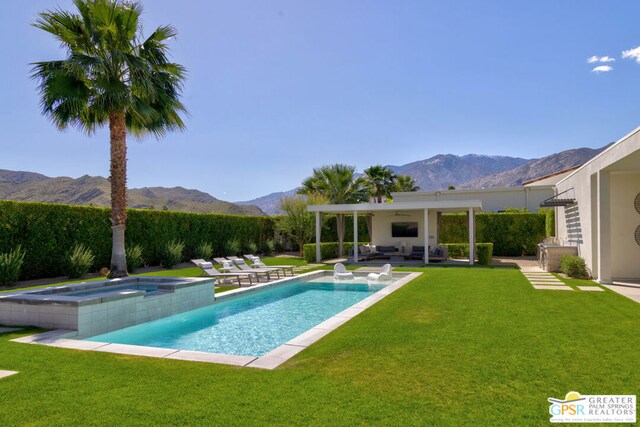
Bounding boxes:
307 199 483 214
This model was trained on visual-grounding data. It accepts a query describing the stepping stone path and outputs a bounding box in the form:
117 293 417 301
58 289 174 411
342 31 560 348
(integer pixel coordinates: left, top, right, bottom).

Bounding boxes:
521 270 604 292
521 271 573 291
0 370 18 380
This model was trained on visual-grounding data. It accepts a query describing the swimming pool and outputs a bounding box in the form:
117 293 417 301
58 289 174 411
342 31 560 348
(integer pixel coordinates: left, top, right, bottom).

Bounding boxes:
87 281 386 356
13 270 421 369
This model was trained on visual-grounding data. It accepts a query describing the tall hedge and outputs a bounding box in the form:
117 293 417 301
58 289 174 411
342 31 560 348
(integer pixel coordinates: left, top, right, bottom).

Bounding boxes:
0 201 275 280
320 215 370 243
440 212 546 256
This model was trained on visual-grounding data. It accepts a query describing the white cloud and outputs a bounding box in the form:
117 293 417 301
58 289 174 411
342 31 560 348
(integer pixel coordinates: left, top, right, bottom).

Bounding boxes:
591 65 613 73
622 46 640 63
587 55 615 63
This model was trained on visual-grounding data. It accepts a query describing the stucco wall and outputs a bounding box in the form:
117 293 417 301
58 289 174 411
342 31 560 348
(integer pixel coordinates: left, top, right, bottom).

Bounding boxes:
393 187 553 212
555 127 640 281
610 172 640 280
371 211 439 255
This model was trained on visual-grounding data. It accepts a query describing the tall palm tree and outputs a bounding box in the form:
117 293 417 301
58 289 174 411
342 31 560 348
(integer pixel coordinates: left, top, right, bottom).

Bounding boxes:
394 175 420 192
32 0 186 277
298 164 369 257
364 165 396 203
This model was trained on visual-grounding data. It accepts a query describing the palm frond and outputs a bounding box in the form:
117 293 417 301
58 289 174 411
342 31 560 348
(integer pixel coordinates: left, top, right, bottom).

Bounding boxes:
32 0 187 138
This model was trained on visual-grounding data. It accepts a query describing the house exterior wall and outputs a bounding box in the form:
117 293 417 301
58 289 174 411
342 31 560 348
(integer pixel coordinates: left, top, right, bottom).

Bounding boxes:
610 172 640 280
392 187 553 212
371 211 438 255
556 127 640 282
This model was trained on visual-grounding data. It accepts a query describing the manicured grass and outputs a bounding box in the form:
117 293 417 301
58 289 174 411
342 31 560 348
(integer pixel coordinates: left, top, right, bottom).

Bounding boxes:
0 268 639 425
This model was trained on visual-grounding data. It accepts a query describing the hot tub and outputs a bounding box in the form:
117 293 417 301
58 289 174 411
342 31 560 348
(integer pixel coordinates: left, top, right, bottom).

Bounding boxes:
0 276 215 338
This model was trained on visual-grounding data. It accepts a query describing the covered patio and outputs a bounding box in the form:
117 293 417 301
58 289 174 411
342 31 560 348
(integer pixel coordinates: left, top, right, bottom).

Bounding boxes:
307 200 483 265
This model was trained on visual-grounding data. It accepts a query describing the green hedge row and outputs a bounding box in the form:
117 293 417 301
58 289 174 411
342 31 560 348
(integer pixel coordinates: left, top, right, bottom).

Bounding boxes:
442 243 494 265
320 216 371 242
440 213 546 256
302 242 356 263
0 201 276 280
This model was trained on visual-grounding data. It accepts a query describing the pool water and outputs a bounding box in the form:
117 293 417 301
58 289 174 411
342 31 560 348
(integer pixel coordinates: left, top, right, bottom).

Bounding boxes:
86 281 385 356
66 283 160 297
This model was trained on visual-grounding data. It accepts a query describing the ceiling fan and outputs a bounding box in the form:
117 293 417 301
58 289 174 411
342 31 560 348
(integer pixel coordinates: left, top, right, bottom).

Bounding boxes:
393 211 411 217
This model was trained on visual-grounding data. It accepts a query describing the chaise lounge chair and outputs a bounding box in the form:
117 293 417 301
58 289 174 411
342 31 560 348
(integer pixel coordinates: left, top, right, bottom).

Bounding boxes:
214 257 274 282
190 259 253 286
333 263 354 280
243 254 295 276
231 259 282 280
367 264 392 282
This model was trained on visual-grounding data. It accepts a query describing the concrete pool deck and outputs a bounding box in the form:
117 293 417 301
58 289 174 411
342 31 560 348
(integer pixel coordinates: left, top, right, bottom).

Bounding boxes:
9 270 422 369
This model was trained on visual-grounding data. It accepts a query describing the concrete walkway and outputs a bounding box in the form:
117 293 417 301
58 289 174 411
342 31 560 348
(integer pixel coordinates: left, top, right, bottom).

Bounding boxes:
605 282 640 303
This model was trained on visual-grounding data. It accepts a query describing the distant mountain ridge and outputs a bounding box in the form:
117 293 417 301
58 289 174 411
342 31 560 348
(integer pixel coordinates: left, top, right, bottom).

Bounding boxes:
240 146 607 214
386 154 530 190
0 170 265 216
236 188 300 216
459 146 608 188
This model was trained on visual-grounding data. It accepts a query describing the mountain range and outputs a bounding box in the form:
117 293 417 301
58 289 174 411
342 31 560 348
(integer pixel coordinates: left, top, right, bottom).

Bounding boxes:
0 170 264 216
239 145 608 214
1 144 607 216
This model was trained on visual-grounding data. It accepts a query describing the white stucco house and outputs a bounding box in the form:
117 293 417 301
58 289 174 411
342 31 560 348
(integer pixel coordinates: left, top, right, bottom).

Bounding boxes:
554 127 640 285
308 127 639 287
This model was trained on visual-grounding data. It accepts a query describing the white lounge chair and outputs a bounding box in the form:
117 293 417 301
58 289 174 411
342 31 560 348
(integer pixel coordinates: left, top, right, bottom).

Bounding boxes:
190 259 253 286
244 254 295 276
367 264 392 282
334 263 354 280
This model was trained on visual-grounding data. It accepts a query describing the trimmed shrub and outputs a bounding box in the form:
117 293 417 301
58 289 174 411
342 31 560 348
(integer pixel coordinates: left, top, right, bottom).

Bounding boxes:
125 244 144 273
161 240 184 269
193 242 214 261
476 243 493 265
560 255 590 279
0 201 276 280
262 239 275 256
442 243 469 259
66 243 95 279
274 239 285 254
244 241 258 255
223 238 241 256
441 243 493 265
303 242 355 262
0 245 26 287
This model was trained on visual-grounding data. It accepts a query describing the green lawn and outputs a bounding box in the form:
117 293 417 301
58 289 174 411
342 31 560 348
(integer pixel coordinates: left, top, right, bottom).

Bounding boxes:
0 268 638 425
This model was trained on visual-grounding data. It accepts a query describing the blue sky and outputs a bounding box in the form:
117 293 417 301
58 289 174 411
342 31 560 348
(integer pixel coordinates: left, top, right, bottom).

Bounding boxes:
2 1 640 202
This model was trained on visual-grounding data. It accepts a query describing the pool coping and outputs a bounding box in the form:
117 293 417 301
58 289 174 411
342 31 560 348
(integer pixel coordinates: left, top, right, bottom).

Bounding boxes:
9 270 422 369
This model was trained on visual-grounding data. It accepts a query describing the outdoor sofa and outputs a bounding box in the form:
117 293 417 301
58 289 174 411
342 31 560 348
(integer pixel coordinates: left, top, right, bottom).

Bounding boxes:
408 245 449 262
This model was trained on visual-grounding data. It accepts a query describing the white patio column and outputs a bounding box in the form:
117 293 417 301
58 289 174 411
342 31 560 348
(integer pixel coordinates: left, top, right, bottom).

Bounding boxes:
424 209 429 264
468 208 475 266
315 211 321 263
597 171 611 284
353 211 358 263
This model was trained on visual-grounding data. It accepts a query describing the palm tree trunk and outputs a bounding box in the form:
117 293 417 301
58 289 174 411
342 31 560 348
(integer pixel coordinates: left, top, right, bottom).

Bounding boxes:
337 213 345 257
109 110 128 277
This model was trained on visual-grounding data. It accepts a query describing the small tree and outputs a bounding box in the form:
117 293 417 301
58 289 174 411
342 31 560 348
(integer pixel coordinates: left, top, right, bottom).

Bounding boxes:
277 195 325 255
